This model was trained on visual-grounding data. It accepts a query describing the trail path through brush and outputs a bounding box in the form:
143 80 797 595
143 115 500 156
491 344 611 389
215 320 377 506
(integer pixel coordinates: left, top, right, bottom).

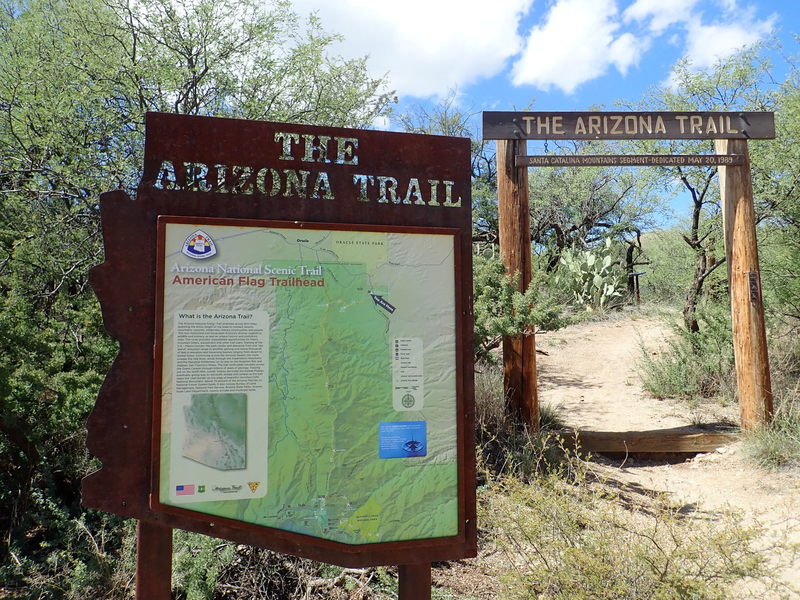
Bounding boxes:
537 314 692 430
536 314 800 598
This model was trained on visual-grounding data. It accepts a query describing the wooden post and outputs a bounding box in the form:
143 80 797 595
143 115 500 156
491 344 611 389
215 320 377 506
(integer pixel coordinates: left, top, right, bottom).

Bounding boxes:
136 521 173 600
496 139 539 431
715 138 773 429
398 563 431 600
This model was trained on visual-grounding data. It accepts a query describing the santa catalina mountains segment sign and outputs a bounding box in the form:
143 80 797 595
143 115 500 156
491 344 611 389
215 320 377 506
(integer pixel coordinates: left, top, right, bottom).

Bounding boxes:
83 113 476 566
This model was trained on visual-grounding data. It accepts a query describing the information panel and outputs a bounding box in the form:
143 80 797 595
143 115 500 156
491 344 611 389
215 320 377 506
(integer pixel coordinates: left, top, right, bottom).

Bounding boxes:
156 217 459 544
84 112 475 566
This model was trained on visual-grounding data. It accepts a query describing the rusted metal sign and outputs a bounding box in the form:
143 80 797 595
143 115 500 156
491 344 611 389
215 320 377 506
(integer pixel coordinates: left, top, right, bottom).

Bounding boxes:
515 154 746 167
483 111 775 140
749 271 761 304
83 112 476 567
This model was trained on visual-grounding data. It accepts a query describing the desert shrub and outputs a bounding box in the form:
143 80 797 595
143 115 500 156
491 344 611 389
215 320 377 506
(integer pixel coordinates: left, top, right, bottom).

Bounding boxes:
759 225 800 327
768 325 800 391
640 228 704 305
744 328 800 468
473 250 566 363
474 362 571 483
475 362 565 433
638 306 735 403
745 397 800 469
214 547 392 600
172 531 236 600
480 469 792 600
3 514 136 600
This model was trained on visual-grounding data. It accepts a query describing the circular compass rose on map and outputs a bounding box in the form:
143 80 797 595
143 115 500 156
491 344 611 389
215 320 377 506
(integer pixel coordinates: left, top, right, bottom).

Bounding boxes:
401 393 416 408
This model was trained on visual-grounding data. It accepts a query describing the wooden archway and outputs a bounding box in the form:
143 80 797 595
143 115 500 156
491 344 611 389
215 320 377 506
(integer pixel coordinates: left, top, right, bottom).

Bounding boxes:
484 111 774 434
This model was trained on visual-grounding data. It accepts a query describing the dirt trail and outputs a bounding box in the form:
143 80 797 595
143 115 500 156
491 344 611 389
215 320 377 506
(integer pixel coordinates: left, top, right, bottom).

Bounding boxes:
537 315 692 431
536 314 800 597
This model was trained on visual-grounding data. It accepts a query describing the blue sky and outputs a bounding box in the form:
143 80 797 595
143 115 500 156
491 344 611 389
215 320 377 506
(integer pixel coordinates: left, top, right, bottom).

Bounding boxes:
292 0 798 123
291 0 797 225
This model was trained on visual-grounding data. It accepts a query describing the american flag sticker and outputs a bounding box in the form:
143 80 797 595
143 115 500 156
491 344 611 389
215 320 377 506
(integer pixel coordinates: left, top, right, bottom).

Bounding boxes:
176 484 195 496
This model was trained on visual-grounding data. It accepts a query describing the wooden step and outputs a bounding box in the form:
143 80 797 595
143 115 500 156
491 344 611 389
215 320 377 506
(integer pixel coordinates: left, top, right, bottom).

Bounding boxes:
558 428 739 454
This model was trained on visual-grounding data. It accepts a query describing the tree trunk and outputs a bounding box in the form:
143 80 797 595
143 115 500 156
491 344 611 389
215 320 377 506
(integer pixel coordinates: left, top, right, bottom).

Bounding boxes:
678 168 716 333
683 251 707 333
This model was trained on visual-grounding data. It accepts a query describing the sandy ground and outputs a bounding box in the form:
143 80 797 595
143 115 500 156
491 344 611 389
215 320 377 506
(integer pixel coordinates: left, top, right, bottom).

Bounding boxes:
535 314 800 598
434 314 799 599
536 314 694 431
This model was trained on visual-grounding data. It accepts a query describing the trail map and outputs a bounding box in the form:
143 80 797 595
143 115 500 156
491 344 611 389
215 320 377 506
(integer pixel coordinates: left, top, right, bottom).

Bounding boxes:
158 221 459 544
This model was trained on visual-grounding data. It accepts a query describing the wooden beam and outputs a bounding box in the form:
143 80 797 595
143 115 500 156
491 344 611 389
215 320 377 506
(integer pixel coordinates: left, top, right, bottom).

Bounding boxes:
560 430 739 453
398 563 431 600
483 111 776 141
716 139 773 429
496 139 539 431
136 521 172 600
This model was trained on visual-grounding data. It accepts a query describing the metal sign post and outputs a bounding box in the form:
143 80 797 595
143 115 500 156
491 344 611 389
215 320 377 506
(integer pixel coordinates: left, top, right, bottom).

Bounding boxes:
85 113 477 599
135 522 172 600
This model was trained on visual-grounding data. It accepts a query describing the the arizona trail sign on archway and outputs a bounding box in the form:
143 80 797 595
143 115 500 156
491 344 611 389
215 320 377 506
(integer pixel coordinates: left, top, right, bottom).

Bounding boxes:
84 112 476 600
482 110 775 439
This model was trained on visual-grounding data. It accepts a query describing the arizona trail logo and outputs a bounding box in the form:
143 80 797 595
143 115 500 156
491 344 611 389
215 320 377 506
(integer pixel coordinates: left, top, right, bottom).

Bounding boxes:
182 230 217 259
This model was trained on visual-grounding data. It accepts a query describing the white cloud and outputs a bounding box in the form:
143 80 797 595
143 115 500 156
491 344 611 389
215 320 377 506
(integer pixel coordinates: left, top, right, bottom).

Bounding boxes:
511 0 647 94
623 0 700 33
287 0 778 102
624 0 777 70
609 32 650 74
290 0 533 99
683 12 776 69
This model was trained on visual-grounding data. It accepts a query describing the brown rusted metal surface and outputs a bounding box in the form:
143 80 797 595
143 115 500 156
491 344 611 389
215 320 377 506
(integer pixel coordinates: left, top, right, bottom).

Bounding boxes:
83 112 476 567
483 111 775 140
398 563 432 600
136 521 172 600
515 154 746 167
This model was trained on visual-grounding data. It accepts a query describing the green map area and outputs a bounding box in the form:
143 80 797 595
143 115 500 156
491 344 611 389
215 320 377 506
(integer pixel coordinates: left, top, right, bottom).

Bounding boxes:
160 224 459 544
